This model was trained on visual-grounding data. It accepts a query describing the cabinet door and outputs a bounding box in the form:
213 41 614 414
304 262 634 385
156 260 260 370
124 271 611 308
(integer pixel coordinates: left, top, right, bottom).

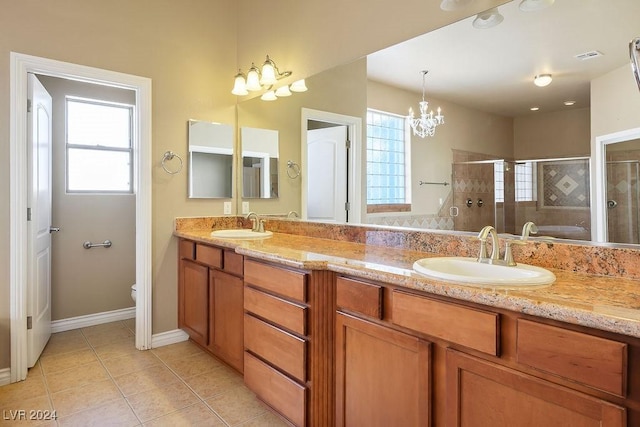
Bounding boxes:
180 259 209 347
446 349 626 427
210 269 244 372
336 312 431 427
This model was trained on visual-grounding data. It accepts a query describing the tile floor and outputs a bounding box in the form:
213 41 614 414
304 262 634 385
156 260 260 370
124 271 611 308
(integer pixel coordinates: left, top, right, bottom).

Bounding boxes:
0 320 290 426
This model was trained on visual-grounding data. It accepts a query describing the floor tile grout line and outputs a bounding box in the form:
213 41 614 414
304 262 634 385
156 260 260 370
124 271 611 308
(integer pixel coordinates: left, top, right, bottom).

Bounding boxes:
86 323 146 426
149 351 233 427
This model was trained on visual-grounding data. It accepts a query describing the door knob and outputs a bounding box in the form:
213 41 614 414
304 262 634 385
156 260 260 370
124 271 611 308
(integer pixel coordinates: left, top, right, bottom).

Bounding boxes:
49 227 60 233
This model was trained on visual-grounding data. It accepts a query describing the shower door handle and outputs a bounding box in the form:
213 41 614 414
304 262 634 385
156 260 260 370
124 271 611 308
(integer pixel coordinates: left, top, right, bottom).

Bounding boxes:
49 227 60 233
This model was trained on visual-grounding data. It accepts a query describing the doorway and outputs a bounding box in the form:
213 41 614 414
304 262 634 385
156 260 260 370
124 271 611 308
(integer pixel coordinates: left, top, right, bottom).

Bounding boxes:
301 108 362 223
9 53 153 383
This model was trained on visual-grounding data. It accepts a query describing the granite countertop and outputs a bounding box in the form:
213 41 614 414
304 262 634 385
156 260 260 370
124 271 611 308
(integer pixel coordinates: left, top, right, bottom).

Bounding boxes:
174 228 640 339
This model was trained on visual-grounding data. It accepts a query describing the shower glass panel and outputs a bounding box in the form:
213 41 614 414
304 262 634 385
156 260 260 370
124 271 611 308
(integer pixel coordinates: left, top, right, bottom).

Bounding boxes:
451 160 504 234
606 160 640 244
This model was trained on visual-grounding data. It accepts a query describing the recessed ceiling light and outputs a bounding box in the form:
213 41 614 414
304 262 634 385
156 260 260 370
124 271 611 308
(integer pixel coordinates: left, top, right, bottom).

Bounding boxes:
519 0 555 12
472 8 504 29
533 74 552 87
564 100 576 106
530 107 540 111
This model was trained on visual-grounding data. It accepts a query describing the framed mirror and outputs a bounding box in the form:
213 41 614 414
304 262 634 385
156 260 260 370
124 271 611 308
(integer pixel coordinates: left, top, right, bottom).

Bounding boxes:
188 120 234 199
241 126 279 199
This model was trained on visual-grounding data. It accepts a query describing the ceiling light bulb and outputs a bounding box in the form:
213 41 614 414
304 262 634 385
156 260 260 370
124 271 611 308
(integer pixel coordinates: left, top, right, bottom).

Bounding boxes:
290 79 308 92
564 100 576 106
472 8 504 29
260 56 277 86
260 90 277 101
275 86 292 97
245 64 262 91
530 106 540 111
533 74 552 87
519 0 555 12
231 70 248 96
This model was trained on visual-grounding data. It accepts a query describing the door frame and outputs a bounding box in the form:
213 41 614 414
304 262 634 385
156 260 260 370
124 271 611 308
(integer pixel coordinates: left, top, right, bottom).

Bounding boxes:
9 52 153 382
592 127 640 242
301 108 362 223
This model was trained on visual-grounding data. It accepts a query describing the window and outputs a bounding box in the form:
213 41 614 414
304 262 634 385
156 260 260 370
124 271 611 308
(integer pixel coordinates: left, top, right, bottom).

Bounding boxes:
66 97 133 193
494 161 504 203
515 162 536 202
366 109 411 212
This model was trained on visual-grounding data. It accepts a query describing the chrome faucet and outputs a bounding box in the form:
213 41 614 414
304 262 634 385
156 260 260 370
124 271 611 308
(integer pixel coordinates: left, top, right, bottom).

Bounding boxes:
477 225 500 263
287 210 300 219
245 212 263 232
521 221 538 241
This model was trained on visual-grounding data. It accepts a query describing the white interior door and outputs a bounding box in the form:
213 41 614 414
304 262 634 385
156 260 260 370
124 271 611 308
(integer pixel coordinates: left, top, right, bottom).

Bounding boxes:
27 73 53 366
306 126 348 222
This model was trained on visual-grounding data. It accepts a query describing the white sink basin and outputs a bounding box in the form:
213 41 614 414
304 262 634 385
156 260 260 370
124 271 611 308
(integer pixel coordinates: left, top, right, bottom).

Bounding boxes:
210 229 273 239
413 257 555 287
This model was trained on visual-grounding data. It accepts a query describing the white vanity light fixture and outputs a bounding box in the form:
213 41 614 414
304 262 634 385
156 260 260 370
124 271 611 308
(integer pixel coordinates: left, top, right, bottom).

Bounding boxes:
407 70 444 138
260 90 278 101
472 7 504 29
519 0 555 12
231 55 292 96
289 79 308 92
440 0 474 11
533 73 553 87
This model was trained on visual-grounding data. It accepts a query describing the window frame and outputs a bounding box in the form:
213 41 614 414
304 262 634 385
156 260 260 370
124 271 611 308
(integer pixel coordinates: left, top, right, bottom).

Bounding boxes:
366 108 412 213
65 96 134 194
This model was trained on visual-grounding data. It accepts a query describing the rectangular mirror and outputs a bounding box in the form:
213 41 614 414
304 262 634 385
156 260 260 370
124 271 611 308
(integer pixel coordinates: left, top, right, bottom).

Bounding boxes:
188 120 233 198
241 126 279 198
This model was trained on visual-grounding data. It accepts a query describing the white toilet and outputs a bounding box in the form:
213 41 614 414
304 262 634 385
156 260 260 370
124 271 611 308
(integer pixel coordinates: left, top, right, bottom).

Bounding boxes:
131 284 137 302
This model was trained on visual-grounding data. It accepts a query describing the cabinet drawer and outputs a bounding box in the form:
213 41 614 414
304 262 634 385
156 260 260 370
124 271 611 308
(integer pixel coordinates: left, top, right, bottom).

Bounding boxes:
179 239 195 260
516 319 627 396
244 352 306 427
245 286 307 335
244 314 306 382
244 260 306 302
223 250 244 277
196 244 222 268
392 290 499 355
336 277 383 319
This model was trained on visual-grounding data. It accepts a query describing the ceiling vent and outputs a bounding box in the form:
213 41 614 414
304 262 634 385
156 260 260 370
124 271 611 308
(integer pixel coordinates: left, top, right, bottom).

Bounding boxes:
575 50 603 61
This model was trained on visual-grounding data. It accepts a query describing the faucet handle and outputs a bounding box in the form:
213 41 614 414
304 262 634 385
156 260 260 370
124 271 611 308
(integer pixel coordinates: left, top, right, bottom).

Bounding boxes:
504 239 527 266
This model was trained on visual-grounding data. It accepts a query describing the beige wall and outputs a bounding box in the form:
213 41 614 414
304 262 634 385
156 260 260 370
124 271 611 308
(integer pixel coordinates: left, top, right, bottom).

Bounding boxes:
513 107 591 159
38 76 137 320
0 0 238 370
591 64 640 139
368 80 514 216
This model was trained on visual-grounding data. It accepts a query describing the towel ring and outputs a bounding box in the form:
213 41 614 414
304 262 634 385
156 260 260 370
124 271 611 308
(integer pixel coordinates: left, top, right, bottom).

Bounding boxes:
287 160 301 179
162 151 183 174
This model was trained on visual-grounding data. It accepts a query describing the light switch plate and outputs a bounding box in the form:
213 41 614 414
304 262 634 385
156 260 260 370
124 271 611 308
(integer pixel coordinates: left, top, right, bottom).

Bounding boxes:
223 201 232 215
242 201 250 214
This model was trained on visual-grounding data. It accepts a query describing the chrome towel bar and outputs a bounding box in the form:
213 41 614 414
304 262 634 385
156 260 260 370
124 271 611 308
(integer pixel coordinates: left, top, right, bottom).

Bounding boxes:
83 240 112 249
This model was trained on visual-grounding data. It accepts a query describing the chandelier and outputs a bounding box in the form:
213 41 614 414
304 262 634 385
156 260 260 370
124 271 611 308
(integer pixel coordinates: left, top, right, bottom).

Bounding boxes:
408 70 444 138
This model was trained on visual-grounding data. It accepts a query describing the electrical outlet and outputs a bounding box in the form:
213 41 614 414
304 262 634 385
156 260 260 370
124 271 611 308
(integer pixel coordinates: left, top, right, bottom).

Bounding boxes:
223 201 232 215
242 201 250 214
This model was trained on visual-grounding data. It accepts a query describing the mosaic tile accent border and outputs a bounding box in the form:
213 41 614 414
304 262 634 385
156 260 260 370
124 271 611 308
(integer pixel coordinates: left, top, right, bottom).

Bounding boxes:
540 159 590 209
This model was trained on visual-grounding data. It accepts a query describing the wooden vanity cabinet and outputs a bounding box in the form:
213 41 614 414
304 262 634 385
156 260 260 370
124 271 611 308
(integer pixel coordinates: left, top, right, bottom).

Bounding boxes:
178 239 244 373
335 312 431 427
335 275 633 427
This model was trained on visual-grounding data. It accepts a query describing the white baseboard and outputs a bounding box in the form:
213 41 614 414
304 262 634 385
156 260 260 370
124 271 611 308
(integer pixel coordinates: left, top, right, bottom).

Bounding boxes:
51 307 136 333
0 368 10 386
151 329 189 348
